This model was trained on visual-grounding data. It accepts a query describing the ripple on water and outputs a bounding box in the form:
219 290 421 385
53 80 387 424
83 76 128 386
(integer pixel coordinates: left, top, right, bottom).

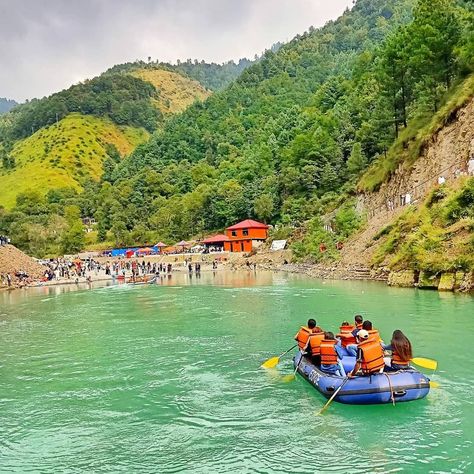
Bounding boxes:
1 273 473 473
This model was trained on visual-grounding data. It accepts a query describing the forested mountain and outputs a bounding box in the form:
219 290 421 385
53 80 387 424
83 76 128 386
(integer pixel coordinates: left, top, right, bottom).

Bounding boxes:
106 57 254 92
0 0 473 261
0 98 18 114
0 68 209 210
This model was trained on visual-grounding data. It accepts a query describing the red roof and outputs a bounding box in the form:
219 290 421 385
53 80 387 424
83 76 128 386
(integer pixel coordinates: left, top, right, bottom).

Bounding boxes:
226 219 269 230
202 234 230 244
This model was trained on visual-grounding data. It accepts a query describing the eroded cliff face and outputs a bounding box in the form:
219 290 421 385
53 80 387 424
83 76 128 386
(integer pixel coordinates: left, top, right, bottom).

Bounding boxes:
334 96 474 291
358 98 474 217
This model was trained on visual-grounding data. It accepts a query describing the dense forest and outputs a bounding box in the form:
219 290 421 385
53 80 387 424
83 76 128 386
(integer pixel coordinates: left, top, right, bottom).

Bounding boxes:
0 0 473 260
0 75 159 144
106 57 255 92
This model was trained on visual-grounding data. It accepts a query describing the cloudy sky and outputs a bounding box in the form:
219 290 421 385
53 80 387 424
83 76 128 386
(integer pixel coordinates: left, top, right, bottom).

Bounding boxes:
0 0 353 102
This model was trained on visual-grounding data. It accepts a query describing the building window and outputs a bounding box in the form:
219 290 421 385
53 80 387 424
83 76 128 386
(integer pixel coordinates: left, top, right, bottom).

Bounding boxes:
231 231 237 237
242 229 249 236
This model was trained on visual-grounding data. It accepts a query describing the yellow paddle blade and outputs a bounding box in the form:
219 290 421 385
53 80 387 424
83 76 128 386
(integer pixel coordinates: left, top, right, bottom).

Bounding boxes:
281 374 296 383
411 357 438 370
261 357 279 369
429 381 440 388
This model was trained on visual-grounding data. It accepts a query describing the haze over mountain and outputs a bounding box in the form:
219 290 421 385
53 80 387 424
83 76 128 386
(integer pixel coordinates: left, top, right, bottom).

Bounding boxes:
0 98 18 114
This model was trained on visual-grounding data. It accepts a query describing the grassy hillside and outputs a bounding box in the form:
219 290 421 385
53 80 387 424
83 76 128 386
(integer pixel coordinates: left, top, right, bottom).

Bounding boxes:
106 58 253 91
131 69 210 115
0 113 148 208
0 66 212 209
372 178 474 272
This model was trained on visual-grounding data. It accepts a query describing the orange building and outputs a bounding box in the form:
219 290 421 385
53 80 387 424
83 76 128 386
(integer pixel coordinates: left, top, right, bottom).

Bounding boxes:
223 219 269 253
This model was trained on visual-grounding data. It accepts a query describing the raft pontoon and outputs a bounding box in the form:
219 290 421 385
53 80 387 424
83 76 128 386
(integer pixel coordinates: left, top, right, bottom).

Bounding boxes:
294 351 430 405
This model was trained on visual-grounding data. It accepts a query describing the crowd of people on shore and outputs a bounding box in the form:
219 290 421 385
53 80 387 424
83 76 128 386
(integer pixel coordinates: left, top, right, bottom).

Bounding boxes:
1 251 226 289
295 315 413 377
0 270 32 288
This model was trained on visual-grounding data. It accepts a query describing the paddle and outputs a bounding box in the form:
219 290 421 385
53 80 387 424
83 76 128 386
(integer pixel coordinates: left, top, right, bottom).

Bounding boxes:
282 352 305 382
261 344 297 369
318 377 350 415
411 357 437 370
411 357 440 388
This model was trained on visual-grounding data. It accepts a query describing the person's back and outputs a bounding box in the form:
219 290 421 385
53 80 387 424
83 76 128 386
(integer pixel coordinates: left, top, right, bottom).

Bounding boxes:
294 318 320 350
349 330 385 377
361 320 382 343
305 331 325 365
336 321 355 348
320 332 346 376
384 330 412 370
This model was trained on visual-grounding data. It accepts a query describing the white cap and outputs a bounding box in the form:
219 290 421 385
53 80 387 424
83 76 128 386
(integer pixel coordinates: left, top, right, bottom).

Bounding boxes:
358 329 369 340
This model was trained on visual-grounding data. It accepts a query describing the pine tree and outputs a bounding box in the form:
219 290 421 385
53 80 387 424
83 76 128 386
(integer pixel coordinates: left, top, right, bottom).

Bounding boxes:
347 142 367 176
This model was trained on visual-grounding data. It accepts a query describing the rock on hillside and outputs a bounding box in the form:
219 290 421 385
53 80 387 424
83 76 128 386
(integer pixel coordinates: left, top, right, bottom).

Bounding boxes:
0 244 45 288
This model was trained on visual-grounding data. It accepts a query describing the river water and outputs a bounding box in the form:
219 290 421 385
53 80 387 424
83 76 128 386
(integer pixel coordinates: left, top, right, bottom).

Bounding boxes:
0 271 473 473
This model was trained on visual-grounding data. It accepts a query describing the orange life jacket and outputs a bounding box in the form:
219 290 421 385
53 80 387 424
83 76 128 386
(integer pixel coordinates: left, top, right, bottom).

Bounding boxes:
355 323 363 329
336 325 356 347
307 331 325 356
392 350 410 366
358 339 385 374
367 329 382 342
295 326 312 350
320 339 338 365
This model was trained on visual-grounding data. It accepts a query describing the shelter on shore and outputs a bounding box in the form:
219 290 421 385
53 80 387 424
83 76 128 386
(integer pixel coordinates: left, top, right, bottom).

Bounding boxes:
223 219 269 252
202 234 229 251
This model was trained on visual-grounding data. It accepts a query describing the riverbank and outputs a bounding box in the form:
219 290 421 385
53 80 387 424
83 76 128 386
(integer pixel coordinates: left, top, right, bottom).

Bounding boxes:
227 249 474 293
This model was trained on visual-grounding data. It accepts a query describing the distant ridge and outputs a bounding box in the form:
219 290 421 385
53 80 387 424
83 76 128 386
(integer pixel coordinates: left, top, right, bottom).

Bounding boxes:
0 97 18 114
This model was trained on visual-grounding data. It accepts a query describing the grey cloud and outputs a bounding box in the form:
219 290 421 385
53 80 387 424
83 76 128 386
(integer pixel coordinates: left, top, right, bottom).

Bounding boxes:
0 0 352 101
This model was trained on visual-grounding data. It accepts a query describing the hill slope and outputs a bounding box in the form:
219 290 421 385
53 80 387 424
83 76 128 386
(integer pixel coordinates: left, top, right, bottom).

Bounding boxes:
1 0 473 265
0 113 148 209
0 67 210 208
131 69 210 114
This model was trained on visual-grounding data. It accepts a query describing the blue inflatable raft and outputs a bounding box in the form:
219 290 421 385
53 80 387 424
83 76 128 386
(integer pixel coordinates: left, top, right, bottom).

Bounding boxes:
294 352 430 405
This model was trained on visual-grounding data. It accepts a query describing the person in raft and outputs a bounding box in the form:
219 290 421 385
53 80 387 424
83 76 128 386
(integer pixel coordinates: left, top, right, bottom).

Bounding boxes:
348 329 385 377
320 332 346 376
382 330 413 370
336 321 356 348
304 327 325 366
294 319 322 350
351 314 364 337
346 320 381 357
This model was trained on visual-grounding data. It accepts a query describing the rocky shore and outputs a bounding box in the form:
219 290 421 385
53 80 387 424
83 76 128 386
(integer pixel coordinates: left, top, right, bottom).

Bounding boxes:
233 249 474 293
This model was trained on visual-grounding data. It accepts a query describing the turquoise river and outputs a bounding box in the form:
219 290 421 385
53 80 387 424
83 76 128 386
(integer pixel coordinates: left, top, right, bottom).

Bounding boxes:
1 271 473 473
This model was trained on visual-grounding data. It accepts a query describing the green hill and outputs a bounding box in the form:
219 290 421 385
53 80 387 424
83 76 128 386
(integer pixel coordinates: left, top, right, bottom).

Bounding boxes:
106 58 253 91
0 113 148 209
130 68 211 115
0 67 211 209
1 0 473 262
